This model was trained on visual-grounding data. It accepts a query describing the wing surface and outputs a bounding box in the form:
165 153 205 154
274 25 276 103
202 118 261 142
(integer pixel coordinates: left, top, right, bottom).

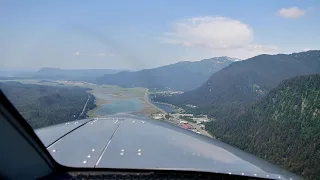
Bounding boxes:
35 114 301 180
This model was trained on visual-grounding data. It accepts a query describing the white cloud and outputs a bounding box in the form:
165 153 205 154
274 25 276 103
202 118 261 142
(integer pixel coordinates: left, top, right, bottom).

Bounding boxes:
159 16 278 59
72 52 115 57
245 44 279 53
72 52 81 56
277 7 306 19
161 16 253 49
303 48 315 51
96 52 115 57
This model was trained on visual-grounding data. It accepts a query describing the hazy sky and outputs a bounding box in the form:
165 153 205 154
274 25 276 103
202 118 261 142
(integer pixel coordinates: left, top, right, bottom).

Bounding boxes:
1 0 319 70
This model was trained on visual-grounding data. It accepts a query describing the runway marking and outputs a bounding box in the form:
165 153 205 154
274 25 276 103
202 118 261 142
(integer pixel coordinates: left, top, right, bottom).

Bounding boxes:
95 120 123 167
114 120 118 123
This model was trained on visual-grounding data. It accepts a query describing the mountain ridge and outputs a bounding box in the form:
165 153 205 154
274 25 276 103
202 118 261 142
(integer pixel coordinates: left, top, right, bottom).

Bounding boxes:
96 56 237 91
157 50 320 113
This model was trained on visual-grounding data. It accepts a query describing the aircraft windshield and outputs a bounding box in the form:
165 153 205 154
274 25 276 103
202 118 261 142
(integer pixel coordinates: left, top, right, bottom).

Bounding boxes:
1 1 319 180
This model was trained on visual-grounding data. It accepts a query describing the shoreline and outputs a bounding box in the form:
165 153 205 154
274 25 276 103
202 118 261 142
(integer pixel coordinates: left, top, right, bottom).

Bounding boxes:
144 89 167 115
151 101 177 109
86 92 110 117
148 93 184 113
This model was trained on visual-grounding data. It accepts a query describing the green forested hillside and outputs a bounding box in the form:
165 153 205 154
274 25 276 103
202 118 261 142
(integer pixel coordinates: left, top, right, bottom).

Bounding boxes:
0 82 96 129
206 75 320 180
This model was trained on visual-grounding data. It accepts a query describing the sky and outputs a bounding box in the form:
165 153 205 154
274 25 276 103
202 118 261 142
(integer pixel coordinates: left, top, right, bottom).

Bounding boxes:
1 0 319 70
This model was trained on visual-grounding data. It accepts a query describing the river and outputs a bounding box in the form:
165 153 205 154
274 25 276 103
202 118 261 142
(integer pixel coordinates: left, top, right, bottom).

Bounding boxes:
96 98 144 115
152 102 175 113
92 87 175 116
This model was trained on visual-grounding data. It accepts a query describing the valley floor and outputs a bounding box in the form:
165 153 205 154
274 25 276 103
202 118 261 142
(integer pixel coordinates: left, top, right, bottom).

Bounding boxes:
3 79 213 138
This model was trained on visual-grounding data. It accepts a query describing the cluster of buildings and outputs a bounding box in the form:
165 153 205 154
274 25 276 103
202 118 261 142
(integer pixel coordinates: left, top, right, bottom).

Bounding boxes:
151 113 166 120
179 121 202 134
186 104 197 108
172 113 209 124
150 112 209 135
153 90 184 96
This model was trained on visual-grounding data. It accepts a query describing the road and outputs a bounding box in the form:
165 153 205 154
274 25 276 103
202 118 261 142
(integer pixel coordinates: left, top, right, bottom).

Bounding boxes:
76 95 90 120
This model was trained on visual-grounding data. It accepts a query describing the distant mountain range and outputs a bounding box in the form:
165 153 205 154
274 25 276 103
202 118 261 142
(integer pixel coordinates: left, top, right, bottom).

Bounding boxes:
0 69 37 77
206 74 320 180
0 67 126 81
156 50 320 114
33 67 125 81
96 57 239 91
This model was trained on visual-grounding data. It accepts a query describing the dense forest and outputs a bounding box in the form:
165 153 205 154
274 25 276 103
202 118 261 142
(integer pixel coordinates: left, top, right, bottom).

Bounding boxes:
205 75 320 180
0 81 96 129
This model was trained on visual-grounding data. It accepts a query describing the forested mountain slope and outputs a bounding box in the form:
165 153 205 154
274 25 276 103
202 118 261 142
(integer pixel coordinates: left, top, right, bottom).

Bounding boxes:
158 51 320 108
96 57 238 91
206 75 320 180
0 82 96 128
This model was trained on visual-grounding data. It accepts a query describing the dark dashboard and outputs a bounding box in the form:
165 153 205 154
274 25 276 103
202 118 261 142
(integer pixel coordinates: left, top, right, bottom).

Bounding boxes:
42 169 265 180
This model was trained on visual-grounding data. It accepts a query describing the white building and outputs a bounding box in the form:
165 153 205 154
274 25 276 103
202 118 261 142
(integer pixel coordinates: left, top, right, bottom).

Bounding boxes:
152 113 165 120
